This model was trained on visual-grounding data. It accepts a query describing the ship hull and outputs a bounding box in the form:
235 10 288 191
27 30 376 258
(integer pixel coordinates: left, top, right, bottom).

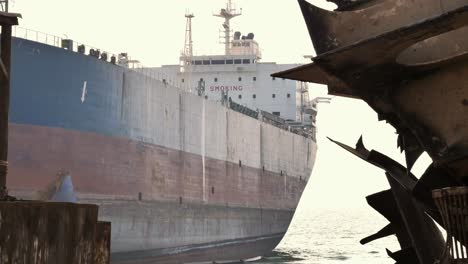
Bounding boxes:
7 36 317 262
112 233 284 264
104 201 290 263
8 123 298 262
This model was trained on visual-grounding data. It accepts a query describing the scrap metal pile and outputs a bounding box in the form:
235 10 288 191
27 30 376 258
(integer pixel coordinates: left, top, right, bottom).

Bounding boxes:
273 0 468 263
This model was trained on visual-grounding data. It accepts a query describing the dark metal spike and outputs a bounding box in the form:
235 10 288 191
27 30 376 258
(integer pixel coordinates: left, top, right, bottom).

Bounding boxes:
386 247 418 263
355 135 366 152
327 136 370 160
328 137 417 191
366 190 412 248
360 223 395 245
399 133 424 172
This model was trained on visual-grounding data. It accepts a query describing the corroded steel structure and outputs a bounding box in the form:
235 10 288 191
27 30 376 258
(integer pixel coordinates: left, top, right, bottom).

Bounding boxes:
0 10 20 199
274 0 468 263
0 202 111 264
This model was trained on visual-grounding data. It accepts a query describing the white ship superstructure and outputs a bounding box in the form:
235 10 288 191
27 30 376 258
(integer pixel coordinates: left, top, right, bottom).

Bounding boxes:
150 1 316 126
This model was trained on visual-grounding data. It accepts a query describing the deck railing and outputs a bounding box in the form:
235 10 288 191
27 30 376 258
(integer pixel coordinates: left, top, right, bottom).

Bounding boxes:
12 27 183 89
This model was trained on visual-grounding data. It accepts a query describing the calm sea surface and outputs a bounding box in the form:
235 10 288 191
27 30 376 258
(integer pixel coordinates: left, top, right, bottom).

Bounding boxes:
251 207 399 264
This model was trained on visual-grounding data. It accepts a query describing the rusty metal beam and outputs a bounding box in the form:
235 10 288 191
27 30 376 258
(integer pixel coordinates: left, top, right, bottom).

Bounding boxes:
0 12 20 199
298 0 468 54
277 0 468 262
276 5 468 92
0 25 12 198
277 4 468 179
271 64 356 98
0 12 19 26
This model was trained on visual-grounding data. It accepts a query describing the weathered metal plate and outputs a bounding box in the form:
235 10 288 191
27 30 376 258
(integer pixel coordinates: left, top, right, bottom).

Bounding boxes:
277 5 468 172
298 0 468 54
95 221 111 264
0 201 102 264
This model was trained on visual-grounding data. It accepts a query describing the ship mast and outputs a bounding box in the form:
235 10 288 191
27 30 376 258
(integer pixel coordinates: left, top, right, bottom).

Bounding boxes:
213 0 241 55
183 11 194 64
181 11 194 92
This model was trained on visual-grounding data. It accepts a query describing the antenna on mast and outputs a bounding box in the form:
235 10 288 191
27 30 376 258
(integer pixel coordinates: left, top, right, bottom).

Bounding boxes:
213 0 241 55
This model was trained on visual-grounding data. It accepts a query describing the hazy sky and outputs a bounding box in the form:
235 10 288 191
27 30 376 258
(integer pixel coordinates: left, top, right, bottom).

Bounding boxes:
10 0 432 209
11 0 336 66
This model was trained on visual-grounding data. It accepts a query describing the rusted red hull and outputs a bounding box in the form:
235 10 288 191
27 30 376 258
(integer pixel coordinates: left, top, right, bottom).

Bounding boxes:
8 123 305 209
7 123 306 262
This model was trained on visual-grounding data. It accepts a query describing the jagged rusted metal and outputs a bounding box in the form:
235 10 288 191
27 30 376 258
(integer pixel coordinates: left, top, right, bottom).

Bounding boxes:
298 0 468 54
328 137 447 263
275 2 468 178
387 174 445 264
275 1 468 262
397 131 424 174
328 137 418 191
366 190 411 247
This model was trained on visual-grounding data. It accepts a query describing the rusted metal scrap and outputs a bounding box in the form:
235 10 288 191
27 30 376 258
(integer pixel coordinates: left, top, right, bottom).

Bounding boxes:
273 1 468 263
274 0 468 178
329 137 445 264
0 202 110 264
0 11 20 200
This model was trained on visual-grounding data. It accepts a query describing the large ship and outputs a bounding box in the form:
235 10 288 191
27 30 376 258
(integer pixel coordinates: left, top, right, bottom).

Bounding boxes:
7 1 318 263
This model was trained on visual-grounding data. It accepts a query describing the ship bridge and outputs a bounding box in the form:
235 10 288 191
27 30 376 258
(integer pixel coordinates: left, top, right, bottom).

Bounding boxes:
183 54 257 69
181 32 261 69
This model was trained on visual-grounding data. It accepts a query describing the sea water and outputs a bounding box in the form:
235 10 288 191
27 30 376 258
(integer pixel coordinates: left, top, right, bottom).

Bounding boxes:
252 207 399 264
